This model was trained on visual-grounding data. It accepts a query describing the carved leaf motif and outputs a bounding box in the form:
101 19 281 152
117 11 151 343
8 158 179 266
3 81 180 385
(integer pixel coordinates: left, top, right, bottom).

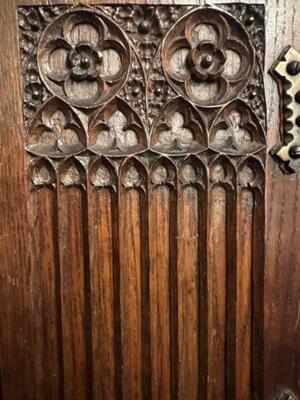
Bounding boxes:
90 98 147 156
31 159 55 186
179 156 206 186
60 159 85 186
238 157 264 189
209 100 266 155
121 158 146 188
162 8 255 107
151 158 176 186
210 156 235 186
38 7 131 108
150 98 207 154
27 97 86 158
90 158 115 187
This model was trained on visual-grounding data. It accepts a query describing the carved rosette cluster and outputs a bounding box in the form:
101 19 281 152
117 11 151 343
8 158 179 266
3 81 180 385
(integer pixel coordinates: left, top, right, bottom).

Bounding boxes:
19 6 68 125
19 4 266 187
99 5 191 70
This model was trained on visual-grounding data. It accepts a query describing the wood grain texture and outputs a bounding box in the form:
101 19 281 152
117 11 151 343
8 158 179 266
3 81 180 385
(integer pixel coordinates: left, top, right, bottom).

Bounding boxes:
89 187 116 399
0 1 299 400
207 186 227 400
57 184 90 400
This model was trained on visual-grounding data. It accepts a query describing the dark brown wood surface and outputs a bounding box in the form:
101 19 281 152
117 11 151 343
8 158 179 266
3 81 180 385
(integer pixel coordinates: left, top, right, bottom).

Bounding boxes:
0 1 299 400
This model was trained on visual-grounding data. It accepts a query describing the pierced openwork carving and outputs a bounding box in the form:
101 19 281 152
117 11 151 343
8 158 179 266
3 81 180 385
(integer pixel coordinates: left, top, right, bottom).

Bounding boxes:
38 7 130 108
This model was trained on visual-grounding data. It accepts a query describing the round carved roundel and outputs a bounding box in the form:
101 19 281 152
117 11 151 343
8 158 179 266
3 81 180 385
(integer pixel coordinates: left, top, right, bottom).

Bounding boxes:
38 8 131 108
162 8 255 107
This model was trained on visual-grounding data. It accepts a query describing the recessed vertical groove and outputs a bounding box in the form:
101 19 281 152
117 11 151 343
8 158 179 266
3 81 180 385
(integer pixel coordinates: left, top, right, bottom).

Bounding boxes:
225 188 237 400
252 189 265 400
141 184 151 400
119 163 144 399
113 184 123 400
235 187 254 400
207 183 227 400
170 185 179 400
177 182 200 400
57 163 89 400
83 182 93 400
54 184 65 400
198 183 208 400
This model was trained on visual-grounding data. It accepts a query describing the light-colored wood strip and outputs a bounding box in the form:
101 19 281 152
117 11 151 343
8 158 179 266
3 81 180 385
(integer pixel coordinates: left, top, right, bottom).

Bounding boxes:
58 185 88 400
236 189 254 400
149 186 172 400
207 186 227 400
177 185 199 400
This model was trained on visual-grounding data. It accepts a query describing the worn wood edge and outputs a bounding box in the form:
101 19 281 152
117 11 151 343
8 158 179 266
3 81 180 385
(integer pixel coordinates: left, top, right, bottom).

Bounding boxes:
16 0 266 7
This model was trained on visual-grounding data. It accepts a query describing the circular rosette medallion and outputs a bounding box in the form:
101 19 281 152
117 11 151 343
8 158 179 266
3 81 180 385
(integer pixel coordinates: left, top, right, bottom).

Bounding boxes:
38 8 130 108
162 7 255 107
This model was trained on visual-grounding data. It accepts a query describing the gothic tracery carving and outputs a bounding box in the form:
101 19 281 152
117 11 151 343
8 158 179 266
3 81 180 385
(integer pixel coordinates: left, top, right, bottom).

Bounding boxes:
18 3 266 186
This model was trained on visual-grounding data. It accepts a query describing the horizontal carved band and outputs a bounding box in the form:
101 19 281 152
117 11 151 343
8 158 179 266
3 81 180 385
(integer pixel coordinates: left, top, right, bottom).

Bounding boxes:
29 154 264 194
19 3 266 185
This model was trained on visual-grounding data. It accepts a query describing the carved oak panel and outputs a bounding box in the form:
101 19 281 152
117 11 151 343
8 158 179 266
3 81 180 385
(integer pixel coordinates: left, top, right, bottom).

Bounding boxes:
18 3 266 400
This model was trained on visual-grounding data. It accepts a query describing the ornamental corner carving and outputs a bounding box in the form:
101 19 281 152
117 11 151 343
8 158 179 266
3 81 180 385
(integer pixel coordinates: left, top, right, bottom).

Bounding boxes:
18 3 266 186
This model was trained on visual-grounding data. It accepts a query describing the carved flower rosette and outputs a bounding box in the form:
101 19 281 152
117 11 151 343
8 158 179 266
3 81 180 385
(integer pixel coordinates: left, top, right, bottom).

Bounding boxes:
38 8 130 108
20 4 266 185
162 8 255 107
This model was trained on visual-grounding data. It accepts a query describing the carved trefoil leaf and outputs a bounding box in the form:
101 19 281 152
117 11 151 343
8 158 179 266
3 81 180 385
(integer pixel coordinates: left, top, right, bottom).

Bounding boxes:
18 3 266 184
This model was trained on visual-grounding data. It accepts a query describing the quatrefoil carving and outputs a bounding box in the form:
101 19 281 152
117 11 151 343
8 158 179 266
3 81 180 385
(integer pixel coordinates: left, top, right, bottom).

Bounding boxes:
38 7 130 108
162 7 255 107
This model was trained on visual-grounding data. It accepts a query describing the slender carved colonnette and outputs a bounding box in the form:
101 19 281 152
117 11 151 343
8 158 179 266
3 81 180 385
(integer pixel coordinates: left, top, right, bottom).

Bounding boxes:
19 3 266 400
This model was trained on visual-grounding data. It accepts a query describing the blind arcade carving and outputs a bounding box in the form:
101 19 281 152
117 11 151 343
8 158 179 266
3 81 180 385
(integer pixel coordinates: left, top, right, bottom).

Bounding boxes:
19 3 266 400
